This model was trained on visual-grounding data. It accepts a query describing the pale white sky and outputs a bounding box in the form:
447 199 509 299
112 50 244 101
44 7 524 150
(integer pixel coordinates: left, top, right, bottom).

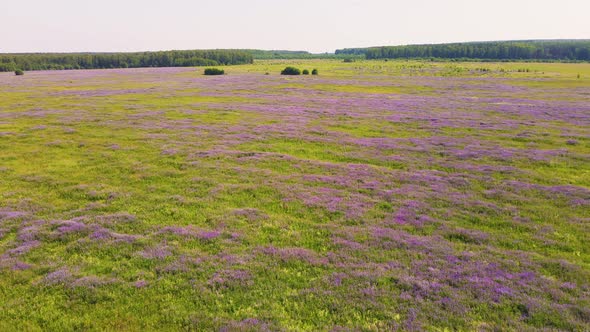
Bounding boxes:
2 0 589 53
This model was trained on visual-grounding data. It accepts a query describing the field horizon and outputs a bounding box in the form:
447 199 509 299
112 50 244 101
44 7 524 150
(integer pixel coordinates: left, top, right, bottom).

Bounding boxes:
2 39 590 73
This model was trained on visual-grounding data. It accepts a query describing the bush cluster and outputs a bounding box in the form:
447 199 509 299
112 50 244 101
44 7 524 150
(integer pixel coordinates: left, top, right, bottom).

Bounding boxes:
280 67 319 76
281 67 301 75
204 68 224 75
15 69 24 76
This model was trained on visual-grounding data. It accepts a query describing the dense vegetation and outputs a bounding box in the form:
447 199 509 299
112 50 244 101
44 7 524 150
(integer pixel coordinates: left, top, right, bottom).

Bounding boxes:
14 69 23 76
0 50 253 72
204 68 225 75
3 40 589 74
245 50 315 59
281 66 301 75
246 50 365 60
0 50 365 72
336 40 590 61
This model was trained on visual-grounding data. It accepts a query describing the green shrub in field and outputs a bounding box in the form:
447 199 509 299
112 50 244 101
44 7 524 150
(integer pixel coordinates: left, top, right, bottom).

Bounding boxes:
312 69 318 75
15 69 24 76
204 68 224 75
302 69 309 75
343 58 354 63
281 67 301 75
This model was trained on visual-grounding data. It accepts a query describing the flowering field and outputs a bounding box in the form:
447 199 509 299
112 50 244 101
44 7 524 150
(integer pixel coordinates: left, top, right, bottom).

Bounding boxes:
0 60 589 331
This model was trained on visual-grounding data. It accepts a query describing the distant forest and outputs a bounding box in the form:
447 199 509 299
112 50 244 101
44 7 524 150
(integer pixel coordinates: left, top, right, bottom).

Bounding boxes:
245 50 315 59
0 49 365 72
3 40 590 72
336 40 590 61
0 50 253 72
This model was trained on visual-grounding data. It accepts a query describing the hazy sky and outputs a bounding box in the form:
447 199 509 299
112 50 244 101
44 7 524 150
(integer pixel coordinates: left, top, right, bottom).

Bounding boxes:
2 0 589 53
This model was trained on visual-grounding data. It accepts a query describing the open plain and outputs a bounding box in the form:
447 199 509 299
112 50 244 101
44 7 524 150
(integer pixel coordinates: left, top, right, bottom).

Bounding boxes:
0 60 589 330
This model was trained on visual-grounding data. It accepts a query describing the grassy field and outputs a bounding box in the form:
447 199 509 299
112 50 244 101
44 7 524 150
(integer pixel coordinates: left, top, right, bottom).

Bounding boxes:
0 59 589 331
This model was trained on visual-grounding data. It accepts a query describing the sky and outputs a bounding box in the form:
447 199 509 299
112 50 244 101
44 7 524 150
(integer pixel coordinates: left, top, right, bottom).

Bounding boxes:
2 0 589 53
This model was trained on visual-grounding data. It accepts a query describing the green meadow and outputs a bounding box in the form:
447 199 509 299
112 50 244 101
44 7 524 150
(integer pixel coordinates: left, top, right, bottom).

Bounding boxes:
0 60 589 331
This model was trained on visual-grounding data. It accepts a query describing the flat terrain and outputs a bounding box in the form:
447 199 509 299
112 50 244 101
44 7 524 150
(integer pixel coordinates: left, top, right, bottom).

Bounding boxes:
0 60 589 331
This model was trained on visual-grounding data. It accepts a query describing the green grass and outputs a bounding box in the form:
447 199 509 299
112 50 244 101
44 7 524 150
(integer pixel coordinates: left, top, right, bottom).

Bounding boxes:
0 59 589 331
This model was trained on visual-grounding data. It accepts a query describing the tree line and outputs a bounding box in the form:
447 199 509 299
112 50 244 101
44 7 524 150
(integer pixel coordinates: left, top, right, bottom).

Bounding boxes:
245 50 314 59
246 50 363 60
336 40 590 61
0 49 366 72
0 50 253 72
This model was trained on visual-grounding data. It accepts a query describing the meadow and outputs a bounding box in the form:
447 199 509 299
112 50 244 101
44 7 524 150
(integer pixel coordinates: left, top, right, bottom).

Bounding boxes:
0 59 589 331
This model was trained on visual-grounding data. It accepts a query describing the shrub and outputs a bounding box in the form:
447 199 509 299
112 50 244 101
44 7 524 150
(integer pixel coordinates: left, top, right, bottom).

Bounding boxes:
302 69 309 75
281 67 301 75
343 58 354 63
14 69 24 76
204 68 224 75
311 69 318 75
